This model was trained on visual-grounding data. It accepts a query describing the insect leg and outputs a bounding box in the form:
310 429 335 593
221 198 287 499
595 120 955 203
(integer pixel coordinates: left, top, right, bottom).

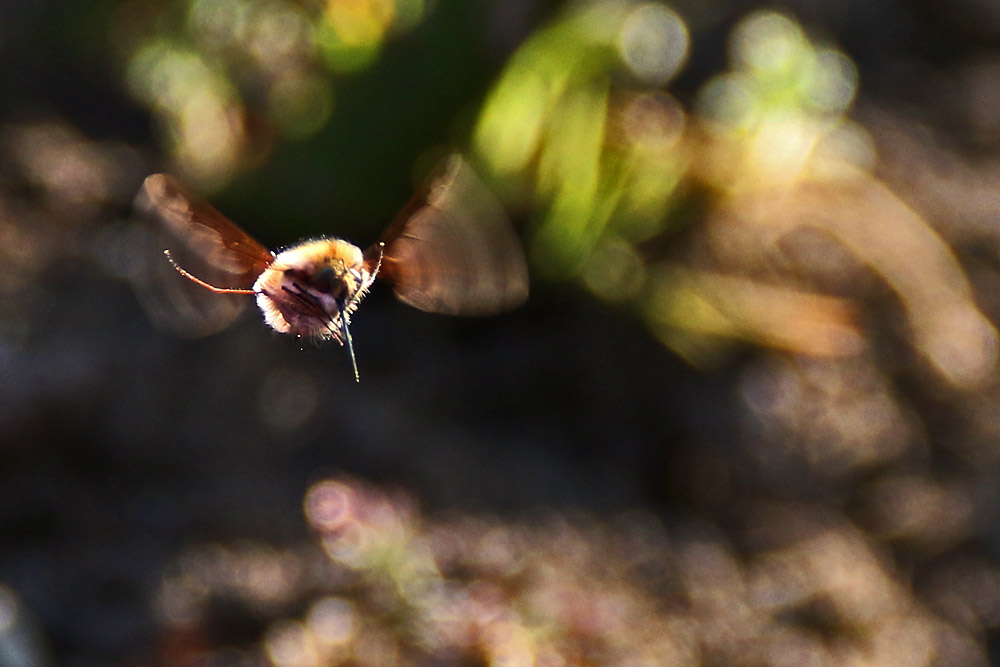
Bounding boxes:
165 250 257 294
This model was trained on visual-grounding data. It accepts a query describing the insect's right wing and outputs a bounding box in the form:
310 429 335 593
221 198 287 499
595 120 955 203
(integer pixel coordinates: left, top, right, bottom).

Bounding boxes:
129 174 274 337
369 155 529 316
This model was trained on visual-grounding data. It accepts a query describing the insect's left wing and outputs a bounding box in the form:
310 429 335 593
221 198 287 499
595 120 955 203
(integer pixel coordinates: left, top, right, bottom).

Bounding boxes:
138 174 275 286
130 174 274 336
368 155 529 316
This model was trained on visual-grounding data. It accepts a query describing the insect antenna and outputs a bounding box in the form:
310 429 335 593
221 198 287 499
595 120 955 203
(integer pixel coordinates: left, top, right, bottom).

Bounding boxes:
164 250 257 295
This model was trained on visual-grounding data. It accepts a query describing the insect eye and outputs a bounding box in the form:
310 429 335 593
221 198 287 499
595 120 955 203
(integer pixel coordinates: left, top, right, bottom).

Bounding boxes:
307 266 348 298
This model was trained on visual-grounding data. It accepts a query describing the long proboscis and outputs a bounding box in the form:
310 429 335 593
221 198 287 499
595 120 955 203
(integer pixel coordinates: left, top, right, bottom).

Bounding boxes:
340 315 360 383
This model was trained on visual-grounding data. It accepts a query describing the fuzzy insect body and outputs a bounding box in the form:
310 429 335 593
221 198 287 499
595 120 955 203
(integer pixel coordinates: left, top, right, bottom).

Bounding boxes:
133 155 528 380
253 239 373 340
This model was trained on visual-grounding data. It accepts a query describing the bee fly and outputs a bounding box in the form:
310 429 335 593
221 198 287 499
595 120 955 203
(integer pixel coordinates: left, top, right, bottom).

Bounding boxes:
133 155 529 381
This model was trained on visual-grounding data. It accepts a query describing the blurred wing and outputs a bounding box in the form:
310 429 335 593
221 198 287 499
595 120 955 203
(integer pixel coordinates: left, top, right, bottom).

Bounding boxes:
138 174 274 286
369 155 529 316
129 174 274 337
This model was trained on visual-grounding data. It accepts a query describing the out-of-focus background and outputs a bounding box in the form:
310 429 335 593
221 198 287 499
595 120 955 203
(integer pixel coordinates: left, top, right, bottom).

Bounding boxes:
4 0 1000 665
